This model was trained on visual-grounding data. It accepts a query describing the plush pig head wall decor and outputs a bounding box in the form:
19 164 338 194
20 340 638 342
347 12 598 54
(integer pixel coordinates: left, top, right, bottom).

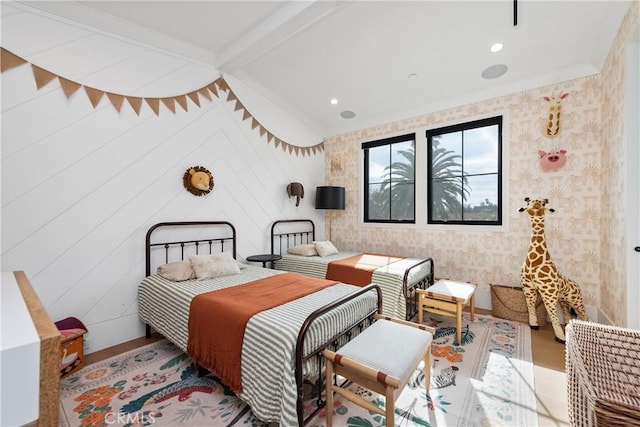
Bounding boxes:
287 182 304 206
539 149 568 171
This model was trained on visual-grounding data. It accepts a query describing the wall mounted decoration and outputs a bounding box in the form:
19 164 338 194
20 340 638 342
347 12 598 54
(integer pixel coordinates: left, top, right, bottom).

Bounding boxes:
183 166 214 196
538 149 568 171
543 92 569 137
0 47 323 157
286 182 304 206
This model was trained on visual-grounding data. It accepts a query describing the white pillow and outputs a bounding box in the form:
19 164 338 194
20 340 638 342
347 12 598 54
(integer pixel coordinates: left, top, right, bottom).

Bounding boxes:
189 252 241 280
157 260 195 281
314 240 339 257
287 244 318 257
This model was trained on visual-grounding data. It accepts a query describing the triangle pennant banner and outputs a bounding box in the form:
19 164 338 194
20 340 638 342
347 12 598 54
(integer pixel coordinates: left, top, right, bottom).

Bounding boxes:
187 91 201 107
145 98 160 116
198 87 212 101
32 65 57 89
0 49 323 157
175 95 188 112
161 97 176 114
84 86 105 108
106 93 125 112
59 77 81 98
206 82 219 98
126 96 143 115
1 48 27 72
216 79 229 92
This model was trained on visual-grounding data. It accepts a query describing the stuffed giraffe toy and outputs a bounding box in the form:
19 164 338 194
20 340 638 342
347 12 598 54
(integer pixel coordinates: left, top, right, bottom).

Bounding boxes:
519 197 588 343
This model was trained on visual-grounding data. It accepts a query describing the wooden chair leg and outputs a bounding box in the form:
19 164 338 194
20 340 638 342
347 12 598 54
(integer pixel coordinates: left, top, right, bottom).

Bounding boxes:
418 296 424 324
470 294 476 321
424 350 431 393
385 386 395 427
325 360 334 427
456 302 463 344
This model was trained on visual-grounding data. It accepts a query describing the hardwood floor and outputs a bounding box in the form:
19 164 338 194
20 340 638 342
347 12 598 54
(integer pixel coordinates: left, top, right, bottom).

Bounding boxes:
83 312 570 426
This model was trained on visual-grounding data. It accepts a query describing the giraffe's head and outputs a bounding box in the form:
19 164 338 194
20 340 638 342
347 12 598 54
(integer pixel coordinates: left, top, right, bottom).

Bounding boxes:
543 92 569 106
518 197 555 217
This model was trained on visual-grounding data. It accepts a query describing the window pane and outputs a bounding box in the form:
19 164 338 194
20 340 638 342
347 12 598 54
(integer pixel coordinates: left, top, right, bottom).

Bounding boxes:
367 183 388 220
368 145 390 184
464 125 499 175
463 174 498 221
433 132 462 176
390 181 414 221
363 133 415 224
431 178 463 221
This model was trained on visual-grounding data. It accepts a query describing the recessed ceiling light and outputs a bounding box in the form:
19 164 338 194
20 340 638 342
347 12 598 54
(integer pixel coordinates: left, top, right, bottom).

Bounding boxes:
490 42 504 53
330 98 338 105
408 73 418 80
340 110 356 119
481 64 508 79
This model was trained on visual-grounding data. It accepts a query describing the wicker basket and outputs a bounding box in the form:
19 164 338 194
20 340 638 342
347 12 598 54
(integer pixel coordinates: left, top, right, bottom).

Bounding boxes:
490 284 547 326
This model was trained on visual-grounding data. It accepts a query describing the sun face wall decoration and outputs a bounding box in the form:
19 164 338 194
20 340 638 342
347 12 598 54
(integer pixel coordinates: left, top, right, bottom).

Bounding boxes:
183 166 214 196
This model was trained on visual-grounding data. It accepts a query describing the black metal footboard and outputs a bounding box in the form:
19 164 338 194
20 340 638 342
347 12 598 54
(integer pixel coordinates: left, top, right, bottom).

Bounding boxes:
295 284 382 426
403 257 435 320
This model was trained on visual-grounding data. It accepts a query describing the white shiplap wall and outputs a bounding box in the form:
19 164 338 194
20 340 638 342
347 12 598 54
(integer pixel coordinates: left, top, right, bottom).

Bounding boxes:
0 3 326 352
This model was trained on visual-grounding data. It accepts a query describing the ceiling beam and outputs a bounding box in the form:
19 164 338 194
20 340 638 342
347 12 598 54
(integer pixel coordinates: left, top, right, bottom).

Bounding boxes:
216 0 348 73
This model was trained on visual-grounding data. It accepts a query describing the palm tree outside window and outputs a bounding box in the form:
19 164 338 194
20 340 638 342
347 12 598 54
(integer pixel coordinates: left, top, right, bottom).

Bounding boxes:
363 134 415 223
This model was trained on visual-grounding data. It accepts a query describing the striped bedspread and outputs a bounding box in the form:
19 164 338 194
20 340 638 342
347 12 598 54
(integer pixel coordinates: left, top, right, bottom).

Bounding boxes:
274 251 432 320
138 265 377 426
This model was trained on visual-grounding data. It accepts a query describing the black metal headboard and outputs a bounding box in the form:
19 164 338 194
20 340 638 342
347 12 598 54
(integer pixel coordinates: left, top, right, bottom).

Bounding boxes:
270 219 315 255
145 221 236 276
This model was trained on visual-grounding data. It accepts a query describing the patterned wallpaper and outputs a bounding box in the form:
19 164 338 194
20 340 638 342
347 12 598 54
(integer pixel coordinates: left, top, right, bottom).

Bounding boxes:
325 2 638 326
600 1 639 326
325 75 603 310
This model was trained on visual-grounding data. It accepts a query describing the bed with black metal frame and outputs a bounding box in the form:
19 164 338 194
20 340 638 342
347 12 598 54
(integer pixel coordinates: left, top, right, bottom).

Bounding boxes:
139 221 381 426
270 219 434 321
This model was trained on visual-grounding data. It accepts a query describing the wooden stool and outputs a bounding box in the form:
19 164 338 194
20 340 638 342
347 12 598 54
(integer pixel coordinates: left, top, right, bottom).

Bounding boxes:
323 314 434 427
416 279 476 344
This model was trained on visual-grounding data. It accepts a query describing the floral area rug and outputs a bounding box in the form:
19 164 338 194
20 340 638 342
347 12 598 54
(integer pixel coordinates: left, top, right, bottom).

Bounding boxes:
60 313 537 426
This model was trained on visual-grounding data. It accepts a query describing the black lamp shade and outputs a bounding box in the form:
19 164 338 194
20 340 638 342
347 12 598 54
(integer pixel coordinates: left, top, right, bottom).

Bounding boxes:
315 186 345 210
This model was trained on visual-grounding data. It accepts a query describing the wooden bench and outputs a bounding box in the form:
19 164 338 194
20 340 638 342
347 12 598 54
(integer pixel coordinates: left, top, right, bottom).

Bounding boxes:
323 314 434 427
416 279 476 344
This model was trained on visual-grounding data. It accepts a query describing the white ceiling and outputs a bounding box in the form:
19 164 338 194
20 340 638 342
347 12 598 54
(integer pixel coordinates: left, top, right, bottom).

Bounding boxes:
19 1 631 137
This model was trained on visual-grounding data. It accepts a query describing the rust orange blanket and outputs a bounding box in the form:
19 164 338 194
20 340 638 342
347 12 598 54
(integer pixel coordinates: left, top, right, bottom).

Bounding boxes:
326 253 404 286
187 272 337 393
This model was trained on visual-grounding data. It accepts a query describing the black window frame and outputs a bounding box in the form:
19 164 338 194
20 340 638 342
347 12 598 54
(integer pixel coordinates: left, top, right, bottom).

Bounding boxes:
426 116 503 226
362 133 416 224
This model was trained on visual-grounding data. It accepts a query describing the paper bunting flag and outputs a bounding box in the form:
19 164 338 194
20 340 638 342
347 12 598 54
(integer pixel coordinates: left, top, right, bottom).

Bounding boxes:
0 47 323 156
1 48 27 72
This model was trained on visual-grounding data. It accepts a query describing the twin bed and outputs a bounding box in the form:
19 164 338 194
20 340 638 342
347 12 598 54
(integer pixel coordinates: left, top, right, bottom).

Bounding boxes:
138 221 381 426
271 219 434 321
138 219 434 426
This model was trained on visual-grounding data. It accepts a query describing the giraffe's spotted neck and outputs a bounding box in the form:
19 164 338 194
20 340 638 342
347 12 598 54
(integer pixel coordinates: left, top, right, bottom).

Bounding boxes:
526 208 549 264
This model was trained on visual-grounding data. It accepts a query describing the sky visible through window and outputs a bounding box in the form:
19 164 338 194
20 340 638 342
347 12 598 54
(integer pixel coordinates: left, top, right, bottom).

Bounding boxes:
436 124 499 208
367 128 498 209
